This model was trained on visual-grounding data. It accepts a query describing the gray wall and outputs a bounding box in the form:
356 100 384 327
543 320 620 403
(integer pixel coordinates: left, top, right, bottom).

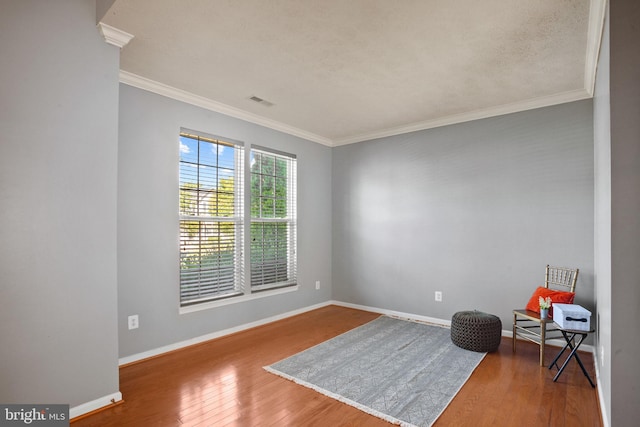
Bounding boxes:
117 85 332 358
0 0 120 407
3 3 632 425
332 101 595 330
96 0 116 22
593 3 612 424
609 0 640 424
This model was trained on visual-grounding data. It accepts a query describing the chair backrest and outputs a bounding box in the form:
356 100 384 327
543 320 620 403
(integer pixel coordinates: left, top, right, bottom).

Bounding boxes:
544 265 579 293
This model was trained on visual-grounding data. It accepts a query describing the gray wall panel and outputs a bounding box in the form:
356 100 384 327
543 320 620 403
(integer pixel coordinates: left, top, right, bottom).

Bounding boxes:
117 85 332 358
0 0 120 407
333 101 595 330
593 3 612 424
609 0 640 424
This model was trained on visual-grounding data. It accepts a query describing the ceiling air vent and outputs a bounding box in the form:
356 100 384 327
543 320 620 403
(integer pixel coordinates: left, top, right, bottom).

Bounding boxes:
248 95 274 107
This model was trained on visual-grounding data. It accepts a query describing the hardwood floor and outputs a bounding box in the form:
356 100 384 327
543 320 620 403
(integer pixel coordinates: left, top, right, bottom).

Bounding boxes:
72 305 601 426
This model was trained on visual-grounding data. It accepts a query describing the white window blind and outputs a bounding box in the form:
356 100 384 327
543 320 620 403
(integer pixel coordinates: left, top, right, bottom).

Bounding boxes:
179 130 244 306
250 147 297 291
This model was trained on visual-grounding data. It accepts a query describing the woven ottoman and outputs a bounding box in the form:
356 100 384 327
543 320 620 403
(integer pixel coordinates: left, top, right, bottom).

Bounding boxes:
451 310 502 352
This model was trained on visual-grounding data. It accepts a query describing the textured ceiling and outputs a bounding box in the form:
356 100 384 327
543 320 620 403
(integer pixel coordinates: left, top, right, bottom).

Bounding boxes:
101 0 604 146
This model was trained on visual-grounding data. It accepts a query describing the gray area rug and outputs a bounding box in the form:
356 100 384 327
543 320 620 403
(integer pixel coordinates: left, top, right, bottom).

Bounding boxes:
265 316 486 427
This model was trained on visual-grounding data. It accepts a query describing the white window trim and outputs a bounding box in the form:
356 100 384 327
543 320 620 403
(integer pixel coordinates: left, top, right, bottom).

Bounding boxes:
249 146 297 292
178 130 300 312
178 129 245 306
179 284 299 315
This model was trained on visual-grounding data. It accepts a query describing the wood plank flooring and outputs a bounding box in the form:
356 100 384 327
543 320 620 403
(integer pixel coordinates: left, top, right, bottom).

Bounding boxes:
72 305 601 426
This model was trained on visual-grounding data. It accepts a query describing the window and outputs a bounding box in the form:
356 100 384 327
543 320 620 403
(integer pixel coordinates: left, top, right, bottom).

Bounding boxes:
179 130 244 306
250 147 297 291
178 130 297 308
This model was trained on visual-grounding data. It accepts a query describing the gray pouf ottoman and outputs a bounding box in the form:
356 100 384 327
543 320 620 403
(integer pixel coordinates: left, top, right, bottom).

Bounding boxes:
451 310 502 352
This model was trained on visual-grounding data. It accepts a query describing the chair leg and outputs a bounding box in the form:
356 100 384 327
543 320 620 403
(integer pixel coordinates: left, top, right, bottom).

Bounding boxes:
539 323 546 366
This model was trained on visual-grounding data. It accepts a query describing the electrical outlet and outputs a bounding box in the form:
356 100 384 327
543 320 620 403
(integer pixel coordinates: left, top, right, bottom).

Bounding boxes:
128 315 139 330
435 291 442 302
315 280 321 290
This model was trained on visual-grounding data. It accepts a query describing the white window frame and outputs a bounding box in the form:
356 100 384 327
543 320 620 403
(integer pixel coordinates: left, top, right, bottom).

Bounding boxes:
178 129 244 307
178 131 300 312
249 146 297 292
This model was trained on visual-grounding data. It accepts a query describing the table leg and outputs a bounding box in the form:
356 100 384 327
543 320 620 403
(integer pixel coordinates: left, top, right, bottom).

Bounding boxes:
571 335 596 388
549 331 572 370
551 332 595 388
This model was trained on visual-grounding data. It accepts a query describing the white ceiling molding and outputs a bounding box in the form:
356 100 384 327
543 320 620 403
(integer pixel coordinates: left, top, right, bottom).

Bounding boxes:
584 0 608 96
121 69 592 147
101 0 607 147
119 71 333 146
97 22 134 49
120 70 592 147
332 89 592 146
108 1 606 147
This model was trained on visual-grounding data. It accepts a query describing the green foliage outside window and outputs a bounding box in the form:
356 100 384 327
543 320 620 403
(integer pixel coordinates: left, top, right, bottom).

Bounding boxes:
179 132 243 303
250 151 294 288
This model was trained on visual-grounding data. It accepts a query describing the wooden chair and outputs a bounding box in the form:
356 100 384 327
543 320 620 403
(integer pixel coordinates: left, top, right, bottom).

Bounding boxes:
512 265 579 366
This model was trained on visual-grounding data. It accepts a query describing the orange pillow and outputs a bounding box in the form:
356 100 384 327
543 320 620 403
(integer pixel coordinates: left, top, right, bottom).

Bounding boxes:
525 287 575 316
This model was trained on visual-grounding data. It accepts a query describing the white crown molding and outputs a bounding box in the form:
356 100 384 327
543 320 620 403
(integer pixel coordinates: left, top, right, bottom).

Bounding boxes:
119 71 333 146
111 3 605 148
584 0 608 97
120 69 592 148
332 88 592 146
97 22 134 49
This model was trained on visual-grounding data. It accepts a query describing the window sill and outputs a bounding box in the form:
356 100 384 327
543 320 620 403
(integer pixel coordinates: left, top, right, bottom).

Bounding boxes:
179 285 299 315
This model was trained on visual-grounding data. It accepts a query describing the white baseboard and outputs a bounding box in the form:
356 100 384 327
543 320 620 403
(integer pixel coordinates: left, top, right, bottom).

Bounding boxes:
120 298 596 363
70 391 122 419
119 301 332 366
335 296 603 425
594 356 610 427
330 300 595 352
330 300 452 327
112 299 603 424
